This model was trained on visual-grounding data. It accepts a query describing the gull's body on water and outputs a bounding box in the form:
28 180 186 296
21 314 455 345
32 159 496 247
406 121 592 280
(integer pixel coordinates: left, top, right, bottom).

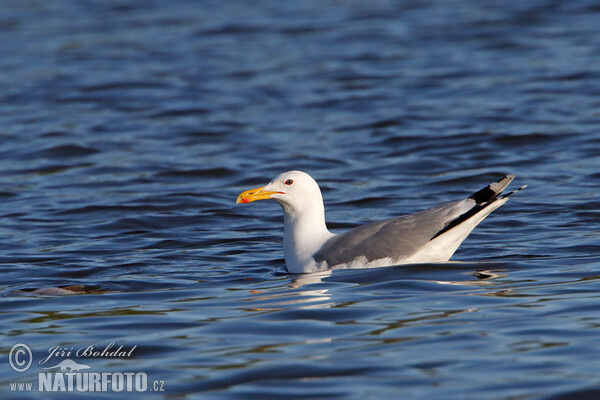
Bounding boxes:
237 171 525 274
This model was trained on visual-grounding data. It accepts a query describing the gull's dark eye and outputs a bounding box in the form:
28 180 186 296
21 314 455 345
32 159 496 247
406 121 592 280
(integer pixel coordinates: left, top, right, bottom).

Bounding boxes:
284 179 294 185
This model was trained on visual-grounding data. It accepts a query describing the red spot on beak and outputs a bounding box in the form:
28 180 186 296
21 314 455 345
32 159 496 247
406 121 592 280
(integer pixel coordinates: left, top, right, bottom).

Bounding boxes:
242 197 251 203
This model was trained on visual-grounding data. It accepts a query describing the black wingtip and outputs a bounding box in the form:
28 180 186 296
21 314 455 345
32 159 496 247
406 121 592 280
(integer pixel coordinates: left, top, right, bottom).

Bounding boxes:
469 175 515 204
431 176 524 241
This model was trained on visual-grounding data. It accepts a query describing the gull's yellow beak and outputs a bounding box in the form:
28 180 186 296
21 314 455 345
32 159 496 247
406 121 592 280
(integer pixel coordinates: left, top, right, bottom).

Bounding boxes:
236 186 284 204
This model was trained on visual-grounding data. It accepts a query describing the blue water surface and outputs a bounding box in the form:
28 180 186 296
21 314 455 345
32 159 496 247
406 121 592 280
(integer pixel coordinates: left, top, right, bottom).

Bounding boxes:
1 1 600 399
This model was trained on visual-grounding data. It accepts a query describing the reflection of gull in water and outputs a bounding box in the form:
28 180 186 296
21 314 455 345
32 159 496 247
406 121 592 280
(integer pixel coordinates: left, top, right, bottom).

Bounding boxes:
289 269 332 288
435 269 508 287
245 266 511 311
246 270 334 310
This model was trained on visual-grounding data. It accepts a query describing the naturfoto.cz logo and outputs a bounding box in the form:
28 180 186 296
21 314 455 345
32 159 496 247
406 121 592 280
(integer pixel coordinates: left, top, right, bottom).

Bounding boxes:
8 343 165 393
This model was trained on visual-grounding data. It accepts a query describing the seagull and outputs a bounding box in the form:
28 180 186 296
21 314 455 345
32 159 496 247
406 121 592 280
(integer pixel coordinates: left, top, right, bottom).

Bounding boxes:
236 171 525 274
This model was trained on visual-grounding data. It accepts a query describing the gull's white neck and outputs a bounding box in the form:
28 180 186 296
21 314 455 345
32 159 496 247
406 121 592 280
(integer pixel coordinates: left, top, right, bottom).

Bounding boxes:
281 202 335 274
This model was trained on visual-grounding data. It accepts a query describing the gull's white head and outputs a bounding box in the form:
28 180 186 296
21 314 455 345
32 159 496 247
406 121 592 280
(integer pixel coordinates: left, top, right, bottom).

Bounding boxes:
236 170 334 273
236 170 324 215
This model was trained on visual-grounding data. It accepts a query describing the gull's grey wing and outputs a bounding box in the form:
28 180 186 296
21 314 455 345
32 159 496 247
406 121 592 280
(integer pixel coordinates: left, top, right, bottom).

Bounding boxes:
313 175 519 267
313 199 472 267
